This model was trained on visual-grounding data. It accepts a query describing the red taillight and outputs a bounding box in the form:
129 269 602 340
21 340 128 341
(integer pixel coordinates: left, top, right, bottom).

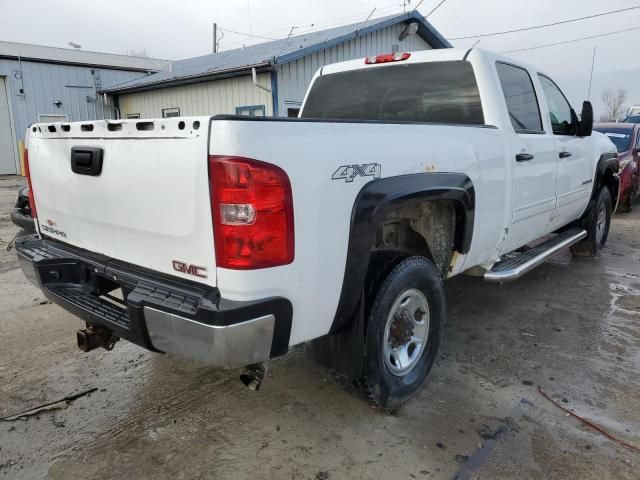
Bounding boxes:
209 155 294 270
365 52 411 64
23 149 38 219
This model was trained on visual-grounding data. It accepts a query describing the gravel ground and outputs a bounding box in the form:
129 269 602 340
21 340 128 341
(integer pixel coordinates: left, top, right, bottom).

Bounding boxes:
0 174 638 479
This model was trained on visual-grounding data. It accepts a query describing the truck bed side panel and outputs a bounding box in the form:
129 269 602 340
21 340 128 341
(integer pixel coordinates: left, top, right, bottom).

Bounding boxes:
210 118 506 345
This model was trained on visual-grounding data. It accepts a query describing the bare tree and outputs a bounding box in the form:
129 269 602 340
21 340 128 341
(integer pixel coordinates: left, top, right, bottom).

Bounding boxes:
125 48 150 58
602 89 627 122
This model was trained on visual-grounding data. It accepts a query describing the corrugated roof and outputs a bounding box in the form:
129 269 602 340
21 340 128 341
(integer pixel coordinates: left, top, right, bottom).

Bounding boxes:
0 40 171 72
102 11 450 94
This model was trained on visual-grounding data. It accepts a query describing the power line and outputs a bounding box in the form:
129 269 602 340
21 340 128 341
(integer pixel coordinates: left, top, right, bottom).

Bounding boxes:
502 25 640 53
425 0 447 18
451 5 640 40
218 27 277 41
216 3 404 51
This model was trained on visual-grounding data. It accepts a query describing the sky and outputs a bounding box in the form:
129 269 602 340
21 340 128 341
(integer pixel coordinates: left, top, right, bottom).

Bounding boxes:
1 0 639 117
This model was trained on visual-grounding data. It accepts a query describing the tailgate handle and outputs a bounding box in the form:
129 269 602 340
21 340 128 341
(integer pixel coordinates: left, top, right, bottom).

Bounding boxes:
71 147 103 176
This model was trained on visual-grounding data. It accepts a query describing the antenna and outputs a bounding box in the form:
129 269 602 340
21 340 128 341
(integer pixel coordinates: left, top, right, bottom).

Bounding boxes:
587 46 597 101
355 8 377 36
246 0 254 46
275 26 296 63
410 0 425 14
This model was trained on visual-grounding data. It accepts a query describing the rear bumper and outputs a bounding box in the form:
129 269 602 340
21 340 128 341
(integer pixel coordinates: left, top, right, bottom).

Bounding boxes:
10 209 35 231
15 235 292 369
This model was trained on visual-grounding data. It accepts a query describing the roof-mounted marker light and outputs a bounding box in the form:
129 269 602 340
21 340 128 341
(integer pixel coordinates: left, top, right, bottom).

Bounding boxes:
365 52 411 65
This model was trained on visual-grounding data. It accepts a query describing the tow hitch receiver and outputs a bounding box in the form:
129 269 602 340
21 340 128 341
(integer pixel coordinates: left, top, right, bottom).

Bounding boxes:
77 323 119 352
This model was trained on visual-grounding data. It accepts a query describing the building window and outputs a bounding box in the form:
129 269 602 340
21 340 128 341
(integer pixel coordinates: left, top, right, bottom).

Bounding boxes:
38 114 68 123
162 107 181 118
235 105 266 117
125 113 141 119
287 108 300 118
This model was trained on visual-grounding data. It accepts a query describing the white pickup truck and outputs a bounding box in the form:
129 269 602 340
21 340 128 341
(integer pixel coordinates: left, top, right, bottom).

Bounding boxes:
16 48 618 410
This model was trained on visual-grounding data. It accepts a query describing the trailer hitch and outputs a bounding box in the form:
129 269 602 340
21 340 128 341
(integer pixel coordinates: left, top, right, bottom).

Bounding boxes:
77 323 119 352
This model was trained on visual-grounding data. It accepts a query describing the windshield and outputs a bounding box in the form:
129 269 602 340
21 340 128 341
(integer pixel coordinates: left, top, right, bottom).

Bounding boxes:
594 127 632 152
302 61 484 124
624 115 640 124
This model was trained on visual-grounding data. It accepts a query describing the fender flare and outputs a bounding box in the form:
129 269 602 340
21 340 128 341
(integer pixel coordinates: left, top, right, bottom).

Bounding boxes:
330 172 475 334
591 152 619 202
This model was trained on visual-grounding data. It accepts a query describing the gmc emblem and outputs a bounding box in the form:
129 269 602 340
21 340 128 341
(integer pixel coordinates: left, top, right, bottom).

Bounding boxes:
172 260 207 279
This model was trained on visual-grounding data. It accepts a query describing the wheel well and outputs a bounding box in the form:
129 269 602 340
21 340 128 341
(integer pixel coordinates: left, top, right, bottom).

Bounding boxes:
370 200 459 275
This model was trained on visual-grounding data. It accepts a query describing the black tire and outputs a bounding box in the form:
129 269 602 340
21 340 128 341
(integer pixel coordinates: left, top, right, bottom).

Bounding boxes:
571 186 612 257
621 182 636 213
364 256 444 411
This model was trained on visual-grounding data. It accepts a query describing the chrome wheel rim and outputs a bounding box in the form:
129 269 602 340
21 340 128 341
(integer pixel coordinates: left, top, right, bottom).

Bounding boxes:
596 203 607 244
383 288 430 377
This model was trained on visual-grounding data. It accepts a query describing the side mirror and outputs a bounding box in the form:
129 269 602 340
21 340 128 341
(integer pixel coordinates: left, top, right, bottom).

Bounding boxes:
577 101 593 137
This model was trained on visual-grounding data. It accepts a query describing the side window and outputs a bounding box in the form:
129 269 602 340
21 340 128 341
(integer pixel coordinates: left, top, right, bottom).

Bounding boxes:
538 75 575 135
496 62 543 134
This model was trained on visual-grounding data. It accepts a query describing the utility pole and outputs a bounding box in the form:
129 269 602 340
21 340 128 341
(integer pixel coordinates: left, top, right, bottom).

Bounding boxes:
587 46 597 101
213 23 218 53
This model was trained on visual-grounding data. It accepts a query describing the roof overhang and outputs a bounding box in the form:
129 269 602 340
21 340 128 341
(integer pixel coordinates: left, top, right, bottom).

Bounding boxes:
100 62 272 95
0 53 165 73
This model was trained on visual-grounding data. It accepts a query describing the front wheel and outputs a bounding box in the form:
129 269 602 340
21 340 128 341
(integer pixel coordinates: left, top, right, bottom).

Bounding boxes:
571 186 612 257
364 256 444 411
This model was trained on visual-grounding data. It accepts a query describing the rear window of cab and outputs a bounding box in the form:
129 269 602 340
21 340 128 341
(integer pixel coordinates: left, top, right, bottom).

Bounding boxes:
302 61 485 125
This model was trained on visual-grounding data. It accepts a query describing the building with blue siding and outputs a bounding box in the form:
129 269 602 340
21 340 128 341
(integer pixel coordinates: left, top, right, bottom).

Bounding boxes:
0 41 169 174
103 12 450 121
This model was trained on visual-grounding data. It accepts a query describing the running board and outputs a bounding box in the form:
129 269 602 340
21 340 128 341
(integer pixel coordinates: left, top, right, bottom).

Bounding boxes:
484 227 587 283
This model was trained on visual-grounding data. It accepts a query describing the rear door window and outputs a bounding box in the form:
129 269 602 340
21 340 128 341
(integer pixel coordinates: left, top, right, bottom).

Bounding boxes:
496 62 543 134
302 61 484 125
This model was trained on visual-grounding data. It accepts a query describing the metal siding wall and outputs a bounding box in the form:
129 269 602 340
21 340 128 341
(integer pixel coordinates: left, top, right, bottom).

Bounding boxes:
0 58 145 142
118 73 273 118
276 23 433 116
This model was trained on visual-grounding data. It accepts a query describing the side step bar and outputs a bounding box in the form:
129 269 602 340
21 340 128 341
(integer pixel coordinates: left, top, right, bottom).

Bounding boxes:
484 227 587 283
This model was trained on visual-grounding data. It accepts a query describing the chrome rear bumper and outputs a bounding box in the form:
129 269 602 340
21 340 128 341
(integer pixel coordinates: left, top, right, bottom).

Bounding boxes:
145 308 275 369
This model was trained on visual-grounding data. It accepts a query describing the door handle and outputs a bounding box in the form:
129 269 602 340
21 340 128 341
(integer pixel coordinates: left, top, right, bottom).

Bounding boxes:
559 151 572 158
71 147 103 176
515 153 534 162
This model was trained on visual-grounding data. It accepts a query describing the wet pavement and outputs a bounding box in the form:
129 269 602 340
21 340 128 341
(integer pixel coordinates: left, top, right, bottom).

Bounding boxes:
0 174 638 479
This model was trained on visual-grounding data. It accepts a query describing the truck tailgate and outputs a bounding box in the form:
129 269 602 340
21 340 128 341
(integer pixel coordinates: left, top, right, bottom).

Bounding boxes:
27 117 216 286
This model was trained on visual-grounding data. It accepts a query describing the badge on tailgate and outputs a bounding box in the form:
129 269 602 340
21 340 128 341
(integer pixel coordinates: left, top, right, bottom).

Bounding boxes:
172 260 207 279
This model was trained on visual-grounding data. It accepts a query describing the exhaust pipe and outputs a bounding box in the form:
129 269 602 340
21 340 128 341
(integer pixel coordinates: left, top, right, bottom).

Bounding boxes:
240 363 267 391
77 323 119 352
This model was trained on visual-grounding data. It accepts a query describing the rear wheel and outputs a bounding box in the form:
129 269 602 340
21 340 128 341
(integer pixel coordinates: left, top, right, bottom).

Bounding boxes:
571 186 612 257
364 256 443 411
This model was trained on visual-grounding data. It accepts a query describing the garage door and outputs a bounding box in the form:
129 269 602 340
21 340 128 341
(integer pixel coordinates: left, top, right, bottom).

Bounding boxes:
0 77 17 175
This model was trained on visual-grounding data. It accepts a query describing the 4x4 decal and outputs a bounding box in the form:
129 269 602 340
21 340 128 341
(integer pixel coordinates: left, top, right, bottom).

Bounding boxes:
332 164 381 183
